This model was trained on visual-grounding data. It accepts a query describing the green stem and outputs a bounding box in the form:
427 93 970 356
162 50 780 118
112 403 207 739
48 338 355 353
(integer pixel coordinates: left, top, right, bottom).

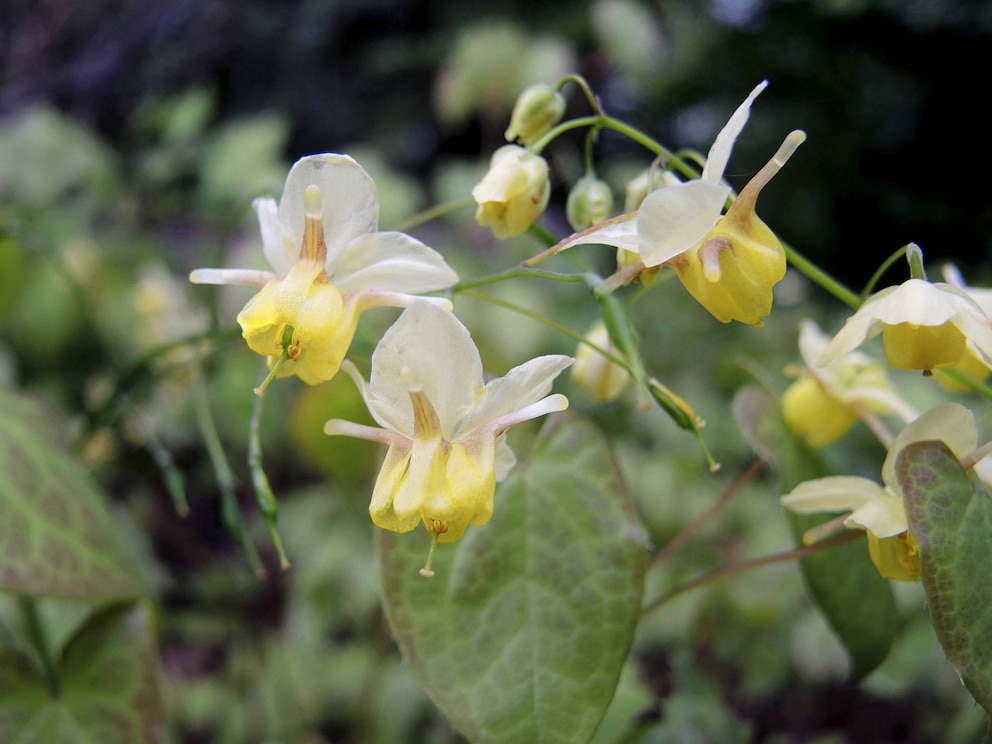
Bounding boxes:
248 364 291 571
642 530 861 615
556 73 601 114
934 367 992 402
861 244 909 301
458 289 629 369
19 597 58 695
783 242 861 310
393 199 477 232
906 242 927 281
453 266 588 292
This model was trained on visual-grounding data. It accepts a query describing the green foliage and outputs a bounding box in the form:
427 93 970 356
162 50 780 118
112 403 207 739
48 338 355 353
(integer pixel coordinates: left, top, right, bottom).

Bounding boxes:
734 385 896 679
898 440 992 717
378 417 647 743
0 390 148 600
0 603 162 743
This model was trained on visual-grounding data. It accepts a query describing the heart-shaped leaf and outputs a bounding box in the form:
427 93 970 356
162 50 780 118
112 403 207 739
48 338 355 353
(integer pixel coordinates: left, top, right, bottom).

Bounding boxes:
897 439 992 715
378 417 648 743
0 602 163 743
0 391 148 600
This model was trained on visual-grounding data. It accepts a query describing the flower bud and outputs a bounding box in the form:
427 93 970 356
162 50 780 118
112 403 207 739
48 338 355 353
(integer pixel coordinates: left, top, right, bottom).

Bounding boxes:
472 145 550 238
566 175 614 232
504 84 566 146
572 321 630 402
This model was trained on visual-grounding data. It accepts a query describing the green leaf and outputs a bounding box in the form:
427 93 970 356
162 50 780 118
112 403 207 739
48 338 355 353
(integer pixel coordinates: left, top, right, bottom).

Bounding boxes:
0 391 148 600
733 385 896 679
897 440 992 715
0 602 163 743
378 417 648 744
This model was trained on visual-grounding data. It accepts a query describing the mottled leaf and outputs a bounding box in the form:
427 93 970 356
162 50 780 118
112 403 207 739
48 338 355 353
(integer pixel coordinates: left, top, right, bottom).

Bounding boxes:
897 440 992 715
0 602 163 743
733 385 896 679
0 391 148 599
378 417 648 744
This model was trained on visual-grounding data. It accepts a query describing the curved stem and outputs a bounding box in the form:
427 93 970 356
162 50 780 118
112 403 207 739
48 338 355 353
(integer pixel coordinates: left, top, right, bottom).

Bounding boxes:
783 242 861 310
393 198 476 232
642 530 861 615
453 266 588 292
557 73 601 114
861 244 909 302
648 459 766 572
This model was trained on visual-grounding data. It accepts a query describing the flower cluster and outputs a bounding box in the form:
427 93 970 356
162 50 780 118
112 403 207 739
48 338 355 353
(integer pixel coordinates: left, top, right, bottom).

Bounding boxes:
192 153 572 553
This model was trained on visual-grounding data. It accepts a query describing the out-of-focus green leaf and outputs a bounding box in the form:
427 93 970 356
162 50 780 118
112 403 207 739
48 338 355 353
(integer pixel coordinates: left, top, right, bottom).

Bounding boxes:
200 114 289 207
0 602 163 743
898 440 992 716
733 385 896 679
0 233 27 328
378 417 648 744
0 391 148 600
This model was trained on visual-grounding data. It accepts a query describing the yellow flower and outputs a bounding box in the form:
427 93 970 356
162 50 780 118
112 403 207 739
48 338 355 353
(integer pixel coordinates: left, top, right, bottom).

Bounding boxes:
190 154 458 385
472 145 550 238
820 278 992 375
571 321 631 402
555 82 804 324
781 403 978 581
936 264 992 389
782 320 916 447
325 301 572 542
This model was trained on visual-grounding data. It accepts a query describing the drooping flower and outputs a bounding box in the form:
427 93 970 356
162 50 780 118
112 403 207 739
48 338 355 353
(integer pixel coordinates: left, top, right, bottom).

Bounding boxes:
819 278 992 375
781 403 979 581
936 264 992 389
504 83 567 146
472 145 550 238
781 319 916 447
566 175 614 232
572 320 631 402
190 154 459 385
558 81 804 325
325 300 572 543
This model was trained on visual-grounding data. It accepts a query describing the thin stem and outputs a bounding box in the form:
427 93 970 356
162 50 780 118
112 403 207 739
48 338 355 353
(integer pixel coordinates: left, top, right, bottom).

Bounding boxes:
783 242 861 310
189 355 265 577
861 244 909 302
393 199 476 232
459 289 629 369
557 73 601 114
934 367 992 402
453 266 588 292
248 367 291 571
19 597 58 695
642 530 861 615
648 459 766 572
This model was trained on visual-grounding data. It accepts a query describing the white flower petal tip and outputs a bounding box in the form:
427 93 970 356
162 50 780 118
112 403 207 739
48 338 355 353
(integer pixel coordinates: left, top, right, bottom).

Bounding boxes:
703 80 769 182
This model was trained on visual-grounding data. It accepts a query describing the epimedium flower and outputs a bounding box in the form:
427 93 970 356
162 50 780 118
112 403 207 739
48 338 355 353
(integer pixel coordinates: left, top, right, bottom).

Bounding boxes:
190 154 459 387
504 83 567 146
324 300 572 549
472 144 550 239
558 81 805 325
782 319 916 447
819 277 992 375
571 320 631 403
781 403 980 581
936 264 992 389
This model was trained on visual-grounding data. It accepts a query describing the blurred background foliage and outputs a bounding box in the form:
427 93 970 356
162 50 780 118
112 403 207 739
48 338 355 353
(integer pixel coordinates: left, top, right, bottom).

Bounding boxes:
1 1 991 742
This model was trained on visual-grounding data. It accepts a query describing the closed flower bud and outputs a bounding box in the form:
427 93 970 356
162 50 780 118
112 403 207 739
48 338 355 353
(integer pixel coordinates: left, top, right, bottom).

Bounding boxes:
472 145 550 238
566 176 614 232
572 321 630 402
504 84 567 145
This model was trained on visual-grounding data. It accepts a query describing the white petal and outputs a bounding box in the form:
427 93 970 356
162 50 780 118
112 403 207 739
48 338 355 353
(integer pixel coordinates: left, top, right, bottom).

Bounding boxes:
494 433 517 481
881 402 976 490
278 154 380 259
864 280 973 326
188 268 277 287
456 355 573 437
368 301 484 438
253 197 295 276
637 180 730 266
702 80 768 182
844 495 908 537
781 475 887 514
329 231 459 293
557 215 640 254
484 394 570 436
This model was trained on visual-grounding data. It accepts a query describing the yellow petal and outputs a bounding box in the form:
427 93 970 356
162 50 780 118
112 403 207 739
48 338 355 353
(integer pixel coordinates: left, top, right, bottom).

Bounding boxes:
881 321 966 372
781 376 857 447
866 531 920 582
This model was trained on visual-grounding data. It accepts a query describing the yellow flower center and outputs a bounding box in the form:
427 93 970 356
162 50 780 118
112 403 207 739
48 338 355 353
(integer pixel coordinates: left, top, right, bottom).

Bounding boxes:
867 530 920 582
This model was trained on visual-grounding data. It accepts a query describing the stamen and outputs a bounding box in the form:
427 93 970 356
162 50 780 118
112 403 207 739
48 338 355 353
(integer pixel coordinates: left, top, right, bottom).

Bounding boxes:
419 528 442 578
300 184 328 264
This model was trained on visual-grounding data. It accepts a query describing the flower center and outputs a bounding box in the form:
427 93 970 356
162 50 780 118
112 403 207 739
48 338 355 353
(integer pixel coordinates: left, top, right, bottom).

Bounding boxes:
300 184 329 270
